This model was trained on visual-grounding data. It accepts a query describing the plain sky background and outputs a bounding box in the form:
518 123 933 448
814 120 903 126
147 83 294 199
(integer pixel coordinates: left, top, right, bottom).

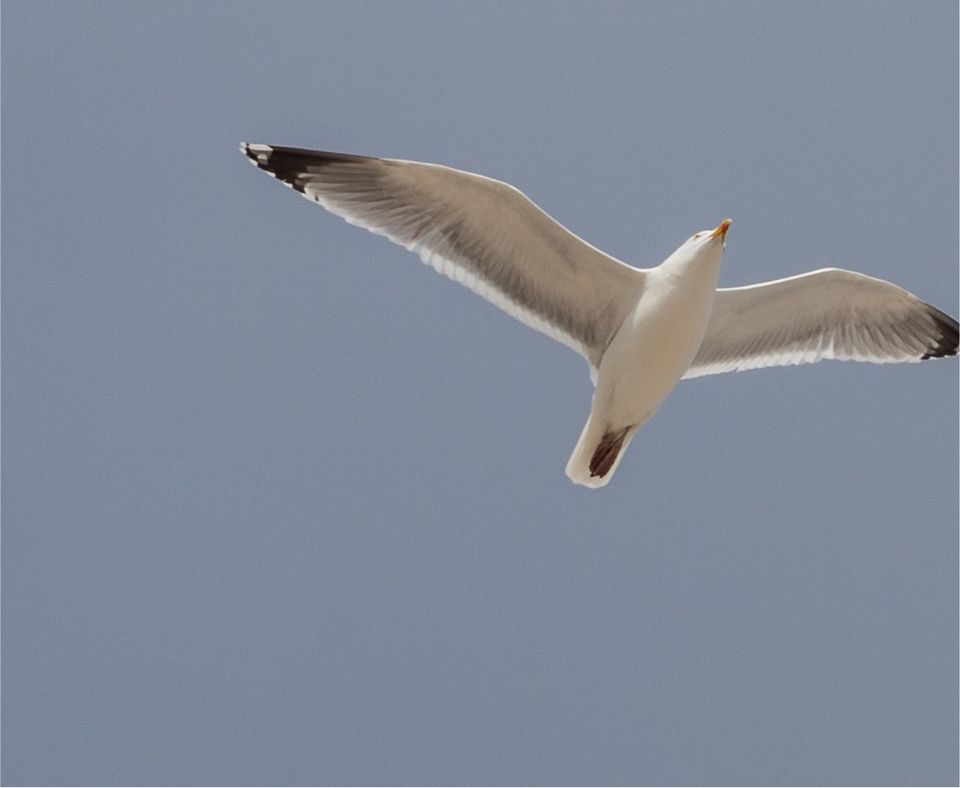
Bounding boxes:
3 2 957 785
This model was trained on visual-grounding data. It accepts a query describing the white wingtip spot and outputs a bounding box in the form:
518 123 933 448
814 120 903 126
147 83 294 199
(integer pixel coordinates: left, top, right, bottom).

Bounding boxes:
240 142 274 168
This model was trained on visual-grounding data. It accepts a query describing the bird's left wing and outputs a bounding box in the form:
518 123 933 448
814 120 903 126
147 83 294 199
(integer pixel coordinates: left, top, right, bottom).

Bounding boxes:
241 144 644 370
684 268 958 379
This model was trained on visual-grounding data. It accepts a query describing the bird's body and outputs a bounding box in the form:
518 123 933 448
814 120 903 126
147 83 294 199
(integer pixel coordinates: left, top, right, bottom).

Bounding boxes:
241 143 958 488
568 240 725 485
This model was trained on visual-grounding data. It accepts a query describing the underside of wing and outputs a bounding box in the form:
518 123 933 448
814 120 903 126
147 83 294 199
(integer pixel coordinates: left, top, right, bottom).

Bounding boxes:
241 143 644 370
684 268 958 379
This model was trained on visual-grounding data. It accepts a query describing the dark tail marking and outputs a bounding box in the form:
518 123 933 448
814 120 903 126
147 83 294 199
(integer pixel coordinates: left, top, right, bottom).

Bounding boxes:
589 427 632 479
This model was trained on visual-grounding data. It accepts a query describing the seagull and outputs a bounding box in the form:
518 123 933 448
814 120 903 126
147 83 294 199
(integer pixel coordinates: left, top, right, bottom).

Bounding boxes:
241 143 958 488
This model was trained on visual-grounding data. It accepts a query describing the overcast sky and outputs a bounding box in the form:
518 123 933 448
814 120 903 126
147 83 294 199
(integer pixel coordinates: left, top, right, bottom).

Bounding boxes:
3 2 957 785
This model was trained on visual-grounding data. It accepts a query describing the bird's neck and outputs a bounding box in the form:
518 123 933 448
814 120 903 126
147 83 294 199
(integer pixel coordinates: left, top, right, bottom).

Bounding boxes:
659 251 723 287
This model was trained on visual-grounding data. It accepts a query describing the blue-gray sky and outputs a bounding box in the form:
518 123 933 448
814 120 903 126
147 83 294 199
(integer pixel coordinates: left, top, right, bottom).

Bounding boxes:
2 2 957 785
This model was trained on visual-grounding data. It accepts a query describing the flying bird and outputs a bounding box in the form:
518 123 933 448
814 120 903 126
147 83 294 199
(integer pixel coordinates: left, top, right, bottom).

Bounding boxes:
241 143 958 488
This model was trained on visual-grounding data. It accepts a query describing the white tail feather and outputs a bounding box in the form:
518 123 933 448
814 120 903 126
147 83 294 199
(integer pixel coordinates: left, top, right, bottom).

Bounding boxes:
565 415 636 489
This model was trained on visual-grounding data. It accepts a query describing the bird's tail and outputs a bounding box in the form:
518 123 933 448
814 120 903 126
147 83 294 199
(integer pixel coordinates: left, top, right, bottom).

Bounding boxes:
565 415 637 489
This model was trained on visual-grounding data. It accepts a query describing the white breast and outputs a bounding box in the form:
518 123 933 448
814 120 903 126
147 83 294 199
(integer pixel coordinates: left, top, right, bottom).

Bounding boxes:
594 263 720 427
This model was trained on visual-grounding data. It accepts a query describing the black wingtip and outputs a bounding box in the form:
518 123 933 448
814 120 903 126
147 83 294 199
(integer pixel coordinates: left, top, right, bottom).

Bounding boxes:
240 142 305 192
239 143 374 194
920 304 959 360
240 142 271 164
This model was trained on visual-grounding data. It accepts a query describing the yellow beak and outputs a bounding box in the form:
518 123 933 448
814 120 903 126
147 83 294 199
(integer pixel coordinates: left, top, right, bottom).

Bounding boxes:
710 218 732 241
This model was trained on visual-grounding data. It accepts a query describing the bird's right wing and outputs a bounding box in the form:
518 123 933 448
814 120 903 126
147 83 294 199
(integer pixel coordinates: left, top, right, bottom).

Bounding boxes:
242 144 644 370
684 268 958 379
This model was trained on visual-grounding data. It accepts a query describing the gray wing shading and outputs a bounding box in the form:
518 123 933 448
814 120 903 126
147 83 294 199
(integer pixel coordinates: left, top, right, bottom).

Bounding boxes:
684 268 958 379
241 143 644 370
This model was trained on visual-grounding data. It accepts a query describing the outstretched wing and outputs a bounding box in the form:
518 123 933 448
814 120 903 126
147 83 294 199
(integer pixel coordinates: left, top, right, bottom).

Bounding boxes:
241 144 643 369
684 268 958 379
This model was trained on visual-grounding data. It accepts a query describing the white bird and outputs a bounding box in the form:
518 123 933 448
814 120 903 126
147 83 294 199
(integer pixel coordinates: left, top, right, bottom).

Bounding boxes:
241 144 958 488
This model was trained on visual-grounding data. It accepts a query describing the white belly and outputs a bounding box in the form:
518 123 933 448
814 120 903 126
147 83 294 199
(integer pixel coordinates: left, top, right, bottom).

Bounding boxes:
593 267 717 427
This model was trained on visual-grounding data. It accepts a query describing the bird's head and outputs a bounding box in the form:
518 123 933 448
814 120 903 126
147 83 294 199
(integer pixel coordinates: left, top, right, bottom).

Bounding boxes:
667 218 732 269
687 218 732 252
